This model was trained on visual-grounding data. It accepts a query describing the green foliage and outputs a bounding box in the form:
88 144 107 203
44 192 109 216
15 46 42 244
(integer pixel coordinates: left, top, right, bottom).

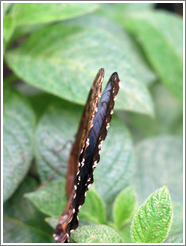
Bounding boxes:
25 181 106 225
3 88 36 202
12 3 99 26
3 2 183 244
124 11 183 101
165 202 183 243
6 16 154 115
3 15 14 43
134 136 183 204
3 177 53 243
131 186 173 243
71 225 123 243
25 181 66 218
113 186 137 229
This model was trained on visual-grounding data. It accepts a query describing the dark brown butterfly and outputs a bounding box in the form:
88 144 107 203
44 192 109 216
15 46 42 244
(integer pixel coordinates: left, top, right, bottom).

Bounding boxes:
53 68 120 243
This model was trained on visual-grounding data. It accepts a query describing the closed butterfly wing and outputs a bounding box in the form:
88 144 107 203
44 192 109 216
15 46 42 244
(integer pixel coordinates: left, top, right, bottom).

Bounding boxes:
68 72 120 231
53 70 120 243
53 68 104 243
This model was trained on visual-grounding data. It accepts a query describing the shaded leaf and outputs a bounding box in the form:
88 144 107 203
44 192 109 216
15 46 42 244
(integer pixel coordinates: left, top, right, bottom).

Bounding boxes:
134 136 183 204
124 11 183 101
94 117 134 216
118 223 132 243
3 177 53 243
165 202 183 243
165 233 183 243
123 83 183 142
25 180 106 226
6 16 154 115
45 216 58 229
35 101 80 182
98 3 155 23
12 3 98 26
3 87 36 201
25 180 66 218
113 186 137 229
71 225 123 243
3 3 13 15
131 186 173 243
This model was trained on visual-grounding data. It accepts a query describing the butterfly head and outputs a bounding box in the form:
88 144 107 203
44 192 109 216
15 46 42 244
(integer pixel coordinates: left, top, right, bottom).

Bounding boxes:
53 222 70 243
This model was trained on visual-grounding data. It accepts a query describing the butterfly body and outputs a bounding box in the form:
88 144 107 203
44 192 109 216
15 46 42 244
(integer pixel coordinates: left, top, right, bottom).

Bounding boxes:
53 69 120 243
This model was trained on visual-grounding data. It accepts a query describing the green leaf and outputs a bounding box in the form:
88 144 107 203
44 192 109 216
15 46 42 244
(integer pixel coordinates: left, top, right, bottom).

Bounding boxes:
12 3 98 26
3 87 36 201
25 179 106 225
35 101 134 218
134 136 183 204
124 83 183 141
124 11 183 101
98 3 155 23
35 101 81 182
3 177 53 243
94 118 134 215
131 186 173 243
45 217 58 229
79 188 106 224
165 202 183 243
113 186 137 229
3 15 14 43
71 225 123 243
25 180 66 218
6 15 154 115
118 223 132 243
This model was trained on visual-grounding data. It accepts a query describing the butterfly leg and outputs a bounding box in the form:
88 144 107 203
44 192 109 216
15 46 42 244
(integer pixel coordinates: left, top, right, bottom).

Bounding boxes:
52 139 73 153
34 165 65 191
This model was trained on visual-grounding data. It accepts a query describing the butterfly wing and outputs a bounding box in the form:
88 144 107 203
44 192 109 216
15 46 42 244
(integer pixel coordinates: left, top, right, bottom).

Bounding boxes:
53 68 104 243
68 72 120 231
66 68 104 200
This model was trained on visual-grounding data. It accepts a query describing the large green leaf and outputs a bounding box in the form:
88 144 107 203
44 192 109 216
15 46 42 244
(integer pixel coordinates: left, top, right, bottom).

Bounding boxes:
35 101 134 217
131 186 173 243
124 11 183 101
113 186 137 229
6 15 154 115
3 177 53 243
11 3 98 26
94 116 134 213
3 87 36 201
124 83 183 142
134 136 183 204
71 225 123 243
35 101 80 182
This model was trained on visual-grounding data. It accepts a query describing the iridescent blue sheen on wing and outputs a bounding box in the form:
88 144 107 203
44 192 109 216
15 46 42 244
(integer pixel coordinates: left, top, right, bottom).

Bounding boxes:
81 76 114 177
69 72 120 231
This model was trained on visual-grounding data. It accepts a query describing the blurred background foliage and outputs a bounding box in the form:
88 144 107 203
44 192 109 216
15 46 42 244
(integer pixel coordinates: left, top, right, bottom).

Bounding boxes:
3 2 183 244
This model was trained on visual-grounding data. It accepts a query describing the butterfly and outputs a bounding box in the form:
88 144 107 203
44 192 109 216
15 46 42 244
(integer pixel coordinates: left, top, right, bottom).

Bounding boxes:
53 68 120 243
